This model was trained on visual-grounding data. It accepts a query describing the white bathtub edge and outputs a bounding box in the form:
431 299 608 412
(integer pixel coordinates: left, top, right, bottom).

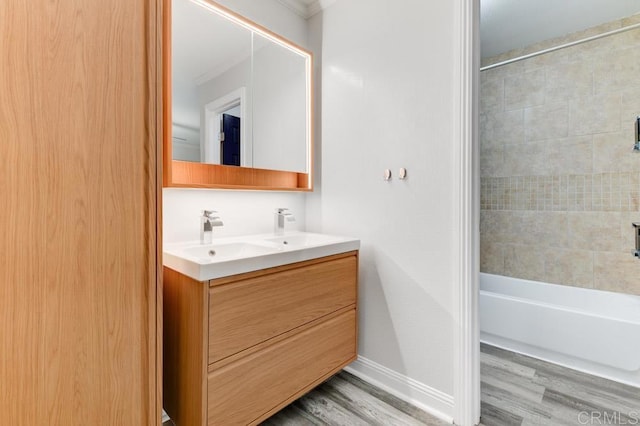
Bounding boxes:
481 332 640 389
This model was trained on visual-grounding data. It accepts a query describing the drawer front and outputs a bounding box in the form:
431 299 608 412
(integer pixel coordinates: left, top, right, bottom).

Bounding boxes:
208 255 356 363
207 310 357 426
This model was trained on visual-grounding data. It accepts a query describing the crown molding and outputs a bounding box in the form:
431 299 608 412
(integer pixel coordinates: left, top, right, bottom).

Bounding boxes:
276 0 309 18
275 0 336 19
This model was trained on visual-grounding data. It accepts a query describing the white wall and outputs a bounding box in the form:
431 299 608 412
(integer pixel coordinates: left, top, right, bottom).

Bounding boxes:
164 188 305 242
164 0 310 241
172 123 201 162
308 0 460 419
172 76 201 130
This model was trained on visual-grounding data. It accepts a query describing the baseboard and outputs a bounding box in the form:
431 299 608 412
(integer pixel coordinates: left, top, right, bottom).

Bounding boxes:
344 356 454 424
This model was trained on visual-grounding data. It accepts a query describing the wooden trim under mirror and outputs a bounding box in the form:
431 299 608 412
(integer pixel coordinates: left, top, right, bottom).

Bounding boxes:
171 161 310 190
163 0 313 191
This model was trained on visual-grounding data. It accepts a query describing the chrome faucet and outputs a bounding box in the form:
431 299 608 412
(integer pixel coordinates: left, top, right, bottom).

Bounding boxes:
274 208 295 236
201 210 223 244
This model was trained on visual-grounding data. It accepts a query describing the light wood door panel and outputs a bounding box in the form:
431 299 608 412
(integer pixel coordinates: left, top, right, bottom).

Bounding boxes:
0 0 159 424
207 310 357 426
208 256 357 363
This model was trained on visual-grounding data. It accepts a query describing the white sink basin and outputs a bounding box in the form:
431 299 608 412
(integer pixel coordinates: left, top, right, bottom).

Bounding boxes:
264 233 338 248
164 232 360 281
181 242 277 262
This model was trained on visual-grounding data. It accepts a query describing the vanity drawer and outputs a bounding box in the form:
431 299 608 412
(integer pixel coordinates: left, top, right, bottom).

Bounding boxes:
207 309 357 426
208 255 357 363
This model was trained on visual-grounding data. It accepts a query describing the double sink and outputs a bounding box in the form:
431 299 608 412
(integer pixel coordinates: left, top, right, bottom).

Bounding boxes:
164 232 360 281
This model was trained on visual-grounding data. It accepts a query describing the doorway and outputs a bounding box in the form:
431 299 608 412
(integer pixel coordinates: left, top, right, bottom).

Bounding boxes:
221 111 241 166
203 87 249 166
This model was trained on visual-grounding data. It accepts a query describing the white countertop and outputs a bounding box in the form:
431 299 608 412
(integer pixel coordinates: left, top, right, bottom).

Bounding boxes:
163 232 360 281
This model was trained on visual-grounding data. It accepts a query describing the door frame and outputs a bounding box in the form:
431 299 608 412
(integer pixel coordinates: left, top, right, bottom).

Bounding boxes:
452 0 480 425
203 87 249 166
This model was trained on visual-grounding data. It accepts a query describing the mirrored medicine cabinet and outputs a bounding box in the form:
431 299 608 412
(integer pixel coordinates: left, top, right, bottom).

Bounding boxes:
163 0 313 190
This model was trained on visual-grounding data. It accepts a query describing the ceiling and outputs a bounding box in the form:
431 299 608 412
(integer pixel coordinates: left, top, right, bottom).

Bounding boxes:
481 0 640 59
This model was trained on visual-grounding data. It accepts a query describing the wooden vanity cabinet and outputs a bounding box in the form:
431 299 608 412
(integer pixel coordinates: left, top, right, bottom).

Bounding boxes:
163 251 358 425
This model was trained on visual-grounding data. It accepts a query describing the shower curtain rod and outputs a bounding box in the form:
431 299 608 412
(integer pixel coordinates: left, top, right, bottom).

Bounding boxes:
480 22 640 71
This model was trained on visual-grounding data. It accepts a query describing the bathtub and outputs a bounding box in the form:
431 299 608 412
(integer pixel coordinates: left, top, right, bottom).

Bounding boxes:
480 273 640 388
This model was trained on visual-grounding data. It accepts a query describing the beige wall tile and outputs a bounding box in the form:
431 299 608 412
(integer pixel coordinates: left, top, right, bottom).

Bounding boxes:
544 248 594 288
480 211 513 244
480 145 505 178
569 93 621 136
522 48 570 71
621 14 640 26
546 136 593 175
480 109 524 148
505 69 545 110
568 212 622 252
480 16 640 296
480 77 504 113
481 61 524 82
524 102 568 142
480 242 505 275
594 251 640 295
566 22 625 62
593 45 640 94
519 211 568 247
545 61 593 103
593 132 640 173
504 244 546 282
504 142 547 176
609 26 640 49
481 211 568 247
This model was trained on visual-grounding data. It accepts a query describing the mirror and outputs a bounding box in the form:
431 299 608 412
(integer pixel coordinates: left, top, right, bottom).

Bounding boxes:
171 0 252 166
164 0 313 190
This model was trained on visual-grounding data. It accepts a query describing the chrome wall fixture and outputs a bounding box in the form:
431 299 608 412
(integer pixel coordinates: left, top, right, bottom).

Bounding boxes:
634 117 640 152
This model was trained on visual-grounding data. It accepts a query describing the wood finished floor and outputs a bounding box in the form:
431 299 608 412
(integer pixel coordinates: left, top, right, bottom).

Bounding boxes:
163 343 640 425
260 371 447 426
480 343 640 426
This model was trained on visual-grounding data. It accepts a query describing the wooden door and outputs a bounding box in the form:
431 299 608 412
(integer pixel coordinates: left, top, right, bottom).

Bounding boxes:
0 0 161 424
221 113 241 166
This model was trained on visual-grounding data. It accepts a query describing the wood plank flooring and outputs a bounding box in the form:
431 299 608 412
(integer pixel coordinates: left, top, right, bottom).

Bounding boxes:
164 343 640 425
480 343 640 426
261 371 447 426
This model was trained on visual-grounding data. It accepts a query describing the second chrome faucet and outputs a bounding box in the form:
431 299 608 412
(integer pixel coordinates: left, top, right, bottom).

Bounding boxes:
274 208 295 236
200 208 294 243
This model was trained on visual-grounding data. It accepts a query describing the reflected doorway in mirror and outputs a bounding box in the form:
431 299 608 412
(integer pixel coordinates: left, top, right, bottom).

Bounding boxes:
203 87 249 167
221 113 240 166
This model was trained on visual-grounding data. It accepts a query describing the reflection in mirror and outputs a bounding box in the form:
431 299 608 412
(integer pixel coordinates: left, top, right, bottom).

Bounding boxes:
252 33 308 173
172 0 252 166
165 0 313 190
171 0 311 175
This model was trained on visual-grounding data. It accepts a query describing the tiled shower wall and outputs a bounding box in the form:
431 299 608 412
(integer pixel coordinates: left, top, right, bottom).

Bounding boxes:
480 15 640 295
